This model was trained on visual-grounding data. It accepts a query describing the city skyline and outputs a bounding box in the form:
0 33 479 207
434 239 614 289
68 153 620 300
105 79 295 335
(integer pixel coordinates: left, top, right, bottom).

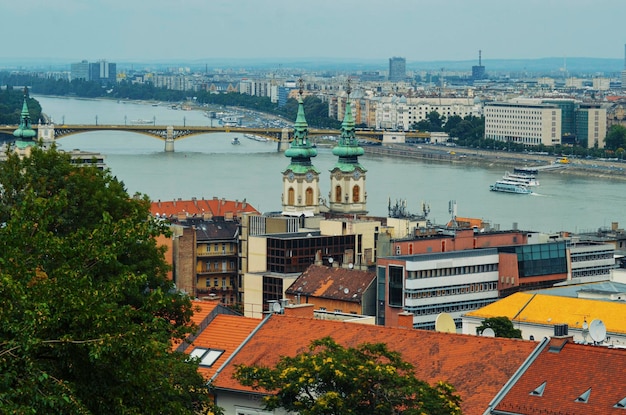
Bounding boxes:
3 0 626 64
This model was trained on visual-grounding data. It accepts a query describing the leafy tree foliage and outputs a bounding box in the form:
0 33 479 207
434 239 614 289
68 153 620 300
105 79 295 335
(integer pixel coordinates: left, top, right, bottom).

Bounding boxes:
0 145 211 414
605 125 626 151
234 336 462 415
476 317 522 339
0 86 42 125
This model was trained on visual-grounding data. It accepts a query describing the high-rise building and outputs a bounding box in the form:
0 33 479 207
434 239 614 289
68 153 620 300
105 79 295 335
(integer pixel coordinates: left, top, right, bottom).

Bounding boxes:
471 50 486 81
388 57 406 82
71 59 116 84
89 60 116 85
70 60 90 81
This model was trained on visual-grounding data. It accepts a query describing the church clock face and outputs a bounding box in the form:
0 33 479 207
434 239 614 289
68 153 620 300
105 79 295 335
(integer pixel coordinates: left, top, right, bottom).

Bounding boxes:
353 170 361 180
306 172 314 182
287 172 295 181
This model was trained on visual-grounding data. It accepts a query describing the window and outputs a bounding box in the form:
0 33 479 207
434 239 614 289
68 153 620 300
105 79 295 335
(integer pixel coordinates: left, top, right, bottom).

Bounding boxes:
287 187 295 205
188 347 224 367
305 187 314 205
335 185 342 203
352 185 360 202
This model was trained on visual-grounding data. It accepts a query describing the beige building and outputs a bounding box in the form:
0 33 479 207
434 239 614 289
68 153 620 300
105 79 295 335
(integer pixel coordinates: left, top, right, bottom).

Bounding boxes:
484 101 562 146
578 104 607 148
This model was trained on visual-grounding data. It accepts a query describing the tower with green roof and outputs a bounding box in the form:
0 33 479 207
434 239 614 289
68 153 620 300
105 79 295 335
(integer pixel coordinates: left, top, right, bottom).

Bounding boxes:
329 82 367 215
12 87 38 154
282 80 321 216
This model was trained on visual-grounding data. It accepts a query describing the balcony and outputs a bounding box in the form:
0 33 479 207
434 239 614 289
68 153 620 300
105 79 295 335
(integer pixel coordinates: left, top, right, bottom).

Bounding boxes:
197 267 238 275
196 250 237 257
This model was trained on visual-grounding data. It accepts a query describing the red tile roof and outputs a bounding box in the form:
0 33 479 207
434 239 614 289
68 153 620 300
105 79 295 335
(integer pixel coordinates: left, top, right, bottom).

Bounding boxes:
494 339 626 414
183 314 262 380
213 315 537 415
285 264 375 302
151 198 259 219
189 300 220 326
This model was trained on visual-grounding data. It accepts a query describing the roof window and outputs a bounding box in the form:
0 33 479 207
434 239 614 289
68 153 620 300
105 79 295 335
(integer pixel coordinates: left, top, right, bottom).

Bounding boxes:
575 388 591 403
530 381 547 397
189 347 224 367
614 397 626 408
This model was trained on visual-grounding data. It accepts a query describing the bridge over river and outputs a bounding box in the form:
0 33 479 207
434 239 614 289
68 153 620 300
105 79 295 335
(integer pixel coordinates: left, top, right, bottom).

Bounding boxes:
0 124 429 152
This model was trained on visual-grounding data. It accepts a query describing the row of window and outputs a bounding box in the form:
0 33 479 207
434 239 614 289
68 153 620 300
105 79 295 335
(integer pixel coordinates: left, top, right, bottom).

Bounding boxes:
203 243 235 253
404 298 496 316
570 252 613 262
204 277 234 287
406 282 498 299
572 267 613 277
406 263 498 279
203 260 236 271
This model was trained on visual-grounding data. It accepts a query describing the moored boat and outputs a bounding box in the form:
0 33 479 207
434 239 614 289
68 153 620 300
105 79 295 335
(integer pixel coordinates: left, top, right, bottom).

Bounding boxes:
231 137 241 145
244 133 269 142
489 180 532 194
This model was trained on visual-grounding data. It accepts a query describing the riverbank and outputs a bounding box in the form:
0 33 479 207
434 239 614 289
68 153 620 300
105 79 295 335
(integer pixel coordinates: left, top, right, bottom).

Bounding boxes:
364 144 626 181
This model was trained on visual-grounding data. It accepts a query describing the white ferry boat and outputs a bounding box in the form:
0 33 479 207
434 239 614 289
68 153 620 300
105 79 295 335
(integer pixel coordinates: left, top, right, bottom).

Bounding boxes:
502 171 540 186
244 133 269 142
489 180 532 194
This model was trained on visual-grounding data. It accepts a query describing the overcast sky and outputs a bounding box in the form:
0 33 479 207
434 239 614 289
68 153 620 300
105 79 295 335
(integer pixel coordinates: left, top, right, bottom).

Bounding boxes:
4 0 625 63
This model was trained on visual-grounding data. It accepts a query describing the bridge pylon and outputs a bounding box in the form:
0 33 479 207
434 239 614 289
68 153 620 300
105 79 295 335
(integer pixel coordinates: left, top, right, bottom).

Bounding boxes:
277 127 290 152
164 126 175 152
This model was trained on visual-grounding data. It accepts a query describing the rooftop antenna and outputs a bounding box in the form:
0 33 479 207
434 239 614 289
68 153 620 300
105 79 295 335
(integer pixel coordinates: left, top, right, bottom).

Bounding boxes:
448 200 457 228
439 67 444 104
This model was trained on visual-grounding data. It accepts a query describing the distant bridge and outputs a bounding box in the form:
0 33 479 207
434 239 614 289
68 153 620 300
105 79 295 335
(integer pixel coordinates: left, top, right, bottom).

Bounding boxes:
0 124 429 152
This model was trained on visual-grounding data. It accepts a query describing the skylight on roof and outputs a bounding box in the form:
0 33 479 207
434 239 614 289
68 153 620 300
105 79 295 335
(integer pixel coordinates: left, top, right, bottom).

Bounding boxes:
530 381 547 397
614 397 626 408
575 388 591 403
189 347 224 367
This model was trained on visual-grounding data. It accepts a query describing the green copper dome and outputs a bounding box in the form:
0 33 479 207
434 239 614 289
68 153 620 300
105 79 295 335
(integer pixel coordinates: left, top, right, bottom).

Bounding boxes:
13 94 37 142
331 98 365 172
284 94 319 174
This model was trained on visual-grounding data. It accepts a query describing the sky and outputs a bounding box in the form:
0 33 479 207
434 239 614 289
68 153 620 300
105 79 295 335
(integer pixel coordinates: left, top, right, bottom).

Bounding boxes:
3 0 626 64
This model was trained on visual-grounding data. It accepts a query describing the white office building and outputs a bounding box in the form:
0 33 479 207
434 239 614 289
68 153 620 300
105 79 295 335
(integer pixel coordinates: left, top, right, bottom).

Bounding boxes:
484 101 562 146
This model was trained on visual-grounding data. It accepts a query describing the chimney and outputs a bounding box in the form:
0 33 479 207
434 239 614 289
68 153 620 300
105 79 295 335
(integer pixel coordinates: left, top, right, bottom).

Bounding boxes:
314 250 322 265
283 303 315 318
397 311 414 329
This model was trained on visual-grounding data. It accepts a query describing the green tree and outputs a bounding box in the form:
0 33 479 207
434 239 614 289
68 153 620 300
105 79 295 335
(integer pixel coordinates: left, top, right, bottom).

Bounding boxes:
234 336 462 415
0 145 211 414
476 317 522 339
605 125 626 151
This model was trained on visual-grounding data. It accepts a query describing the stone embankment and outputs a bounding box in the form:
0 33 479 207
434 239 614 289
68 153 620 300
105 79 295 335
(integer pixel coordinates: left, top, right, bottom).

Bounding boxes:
363 144 626 181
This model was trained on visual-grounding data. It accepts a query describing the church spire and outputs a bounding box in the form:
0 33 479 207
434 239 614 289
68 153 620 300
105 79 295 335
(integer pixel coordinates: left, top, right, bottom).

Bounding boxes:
281 79 321 215
284 78 318 169
13 87 37 146
328 79 368 215
332 80 365 166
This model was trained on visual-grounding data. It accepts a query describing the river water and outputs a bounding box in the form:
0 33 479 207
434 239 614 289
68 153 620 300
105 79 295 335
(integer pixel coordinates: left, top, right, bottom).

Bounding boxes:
34 96 625 234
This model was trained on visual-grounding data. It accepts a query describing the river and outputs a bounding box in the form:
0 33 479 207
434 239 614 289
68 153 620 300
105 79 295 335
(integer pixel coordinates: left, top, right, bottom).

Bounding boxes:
33 95 626 234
